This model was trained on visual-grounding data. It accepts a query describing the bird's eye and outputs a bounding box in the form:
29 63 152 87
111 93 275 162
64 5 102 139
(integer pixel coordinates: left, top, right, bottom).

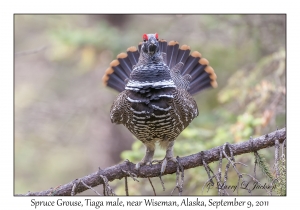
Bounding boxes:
155 33 159 40
143 33 148 42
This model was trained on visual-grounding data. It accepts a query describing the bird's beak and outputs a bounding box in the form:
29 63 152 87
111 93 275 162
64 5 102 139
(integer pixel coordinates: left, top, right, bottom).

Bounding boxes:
148 44 157 54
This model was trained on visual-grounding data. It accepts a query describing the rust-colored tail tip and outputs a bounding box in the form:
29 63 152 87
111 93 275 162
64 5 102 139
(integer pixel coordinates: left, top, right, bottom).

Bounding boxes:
116 53 127 59
204 66 214 74
110 59 120 67
168 40 179 46
199 58 209 65
127 46 137 52
102 74 109 85
210 73 217 80
211 80 218 88
105 67 114 75
191 51 202 58
180 44 190 50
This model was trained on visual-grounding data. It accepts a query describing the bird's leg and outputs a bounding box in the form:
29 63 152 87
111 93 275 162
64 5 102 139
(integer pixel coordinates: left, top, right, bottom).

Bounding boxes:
135 143 155 170
160 141 177 174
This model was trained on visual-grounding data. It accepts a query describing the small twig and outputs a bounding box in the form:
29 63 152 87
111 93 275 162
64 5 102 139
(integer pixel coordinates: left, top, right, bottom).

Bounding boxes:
202 174 215 194
218 147 224 195
80 179 101 196
103 184 106 196
210 168 224 195
201 150 225 196
222 159 231 196
71 178 101 196
98 167 115 196
237 175 242 195
159 175 165 191
124 176 129 196
201 151 214 185
229 143 236 162
218 147 223 180
234 162 248 167
99 175 115 196
222 142 249 195
249 136 258 180
223 143 240 175
201 174 229 196
122 169 139 182
148 178 156 196
254 151 258 179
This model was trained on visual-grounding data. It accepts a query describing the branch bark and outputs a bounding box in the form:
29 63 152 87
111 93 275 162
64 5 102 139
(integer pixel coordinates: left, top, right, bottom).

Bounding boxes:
18 127 286 196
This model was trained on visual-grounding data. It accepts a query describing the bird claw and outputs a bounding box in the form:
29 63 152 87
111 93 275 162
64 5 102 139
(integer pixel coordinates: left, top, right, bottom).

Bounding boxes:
161 157 178 175
135 162 141 171
135 160 152 170
150 157 178 174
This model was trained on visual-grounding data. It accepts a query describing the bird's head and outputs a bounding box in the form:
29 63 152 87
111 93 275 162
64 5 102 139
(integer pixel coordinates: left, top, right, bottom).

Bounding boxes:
141 33 160 56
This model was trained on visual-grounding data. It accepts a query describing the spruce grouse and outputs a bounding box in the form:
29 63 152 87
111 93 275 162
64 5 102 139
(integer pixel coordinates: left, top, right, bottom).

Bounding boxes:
102 33 217 173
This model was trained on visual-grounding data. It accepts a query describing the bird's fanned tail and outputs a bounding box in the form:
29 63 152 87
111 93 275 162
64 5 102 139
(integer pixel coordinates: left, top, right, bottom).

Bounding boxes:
166 41 217 95
102 39 217 95
102 47 139 92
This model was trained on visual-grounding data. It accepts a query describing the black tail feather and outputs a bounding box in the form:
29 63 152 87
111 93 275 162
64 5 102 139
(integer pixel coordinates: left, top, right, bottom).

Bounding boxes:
117 53 132 77
181 51 201 75
169 47 218 95
103 69 126 92
190 71 210 90
189 79 211 95
176 45 191 65
107 74 125 92
189 64 206 79
111 65 128 81
167 41 179 69
188 57 209 81
127 46 139 66
103 49 139 92
188 63 217 95
159 39 167 54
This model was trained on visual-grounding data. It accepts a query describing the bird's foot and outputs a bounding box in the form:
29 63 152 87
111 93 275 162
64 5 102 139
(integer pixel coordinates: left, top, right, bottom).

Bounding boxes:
135 145 155 171
135 160 152 170
160 156 178 175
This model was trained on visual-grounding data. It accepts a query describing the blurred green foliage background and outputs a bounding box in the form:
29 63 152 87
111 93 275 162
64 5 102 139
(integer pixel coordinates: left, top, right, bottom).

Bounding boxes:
14 14 286 195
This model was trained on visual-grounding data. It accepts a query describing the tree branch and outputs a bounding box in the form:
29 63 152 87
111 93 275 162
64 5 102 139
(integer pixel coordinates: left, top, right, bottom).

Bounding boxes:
18 127 286 196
